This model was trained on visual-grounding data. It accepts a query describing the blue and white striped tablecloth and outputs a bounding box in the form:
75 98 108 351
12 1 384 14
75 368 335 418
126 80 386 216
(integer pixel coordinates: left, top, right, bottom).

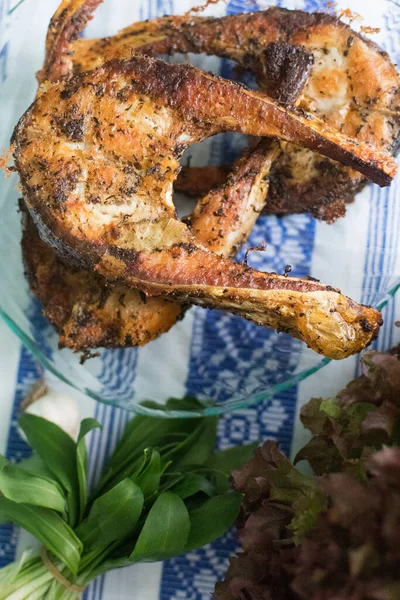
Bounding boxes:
1 0 400 597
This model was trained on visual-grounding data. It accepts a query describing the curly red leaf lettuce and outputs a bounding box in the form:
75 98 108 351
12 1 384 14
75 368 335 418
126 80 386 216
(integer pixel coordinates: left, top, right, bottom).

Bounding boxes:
215 348 400 600
295 350 400 476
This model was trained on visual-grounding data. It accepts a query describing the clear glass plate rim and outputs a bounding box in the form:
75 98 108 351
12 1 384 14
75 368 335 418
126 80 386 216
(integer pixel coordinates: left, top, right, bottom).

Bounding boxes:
2 0 400 417
1 281 399 418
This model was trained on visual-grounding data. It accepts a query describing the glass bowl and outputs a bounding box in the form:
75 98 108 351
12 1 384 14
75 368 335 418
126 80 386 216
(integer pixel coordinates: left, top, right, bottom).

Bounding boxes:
1 0 400 417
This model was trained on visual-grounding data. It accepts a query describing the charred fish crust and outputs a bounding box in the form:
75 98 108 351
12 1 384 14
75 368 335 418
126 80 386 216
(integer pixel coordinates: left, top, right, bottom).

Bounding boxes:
40 4 400 219
53 169 81 204
108 246 139 263
360 318 374 333
261 42 314 103
59 73 85 99
38 0 103 84
56 115 85 142
174 242 198 255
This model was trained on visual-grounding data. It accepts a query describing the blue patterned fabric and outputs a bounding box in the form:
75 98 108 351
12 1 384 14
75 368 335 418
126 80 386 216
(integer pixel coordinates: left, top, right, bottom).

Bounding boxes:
1 0 400 599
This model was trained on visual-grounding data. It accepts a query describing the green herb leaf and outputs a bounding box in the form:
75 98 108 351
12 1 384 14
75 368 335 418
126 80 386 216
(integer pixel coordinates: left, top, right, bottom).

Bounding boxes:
171 473 215 499
76 419 101 521
206 443 258 474
0 456 66 514
130 492 190 562
18 454 58 484
78 478 143 549
205 443 258 493
19 414 79 527
99 416 198 492
164 419 218 470
0 497 82 574
185 492 242 551
135 449 162 501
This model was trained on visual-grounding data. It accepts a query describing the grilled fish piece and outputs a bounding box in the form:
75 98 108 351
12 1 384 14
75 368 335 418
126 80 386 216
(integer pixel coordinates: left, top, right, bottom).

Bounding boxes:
22 204 183 350
23 141 280 351
52 3 400 220
30 4 285 353
14 55 385 358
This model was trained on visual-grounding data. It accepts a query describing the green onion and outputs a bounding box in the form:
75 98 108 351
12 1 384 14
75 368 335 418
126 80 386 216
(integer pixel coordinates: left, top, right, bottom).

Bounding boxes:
0 397 257 598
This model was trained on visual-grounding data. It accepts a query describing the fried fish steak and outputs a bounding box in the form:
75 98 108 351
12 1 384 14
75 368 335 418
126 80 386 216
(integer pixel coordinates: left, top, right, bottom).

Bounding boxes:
22 141 279 351
54 4 400 221
14 55 386 358
21 203 183 350
28 18 305 354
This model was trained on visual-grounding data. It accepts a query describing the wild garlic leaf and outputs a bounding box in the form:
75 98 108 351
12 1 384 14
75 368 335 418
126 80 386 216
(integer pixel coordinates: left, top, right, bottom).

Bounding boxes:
163 396 208 412
170 473 215 500
206 444 259 474
109 397 206 472
76 419 101 521
165 419 218 469
0 457 66 514
0 548 34 593
0 497 82 575
205 443 258 493
18 454 58 484
185 492 242 551
135 449 162 501
100 418 196 491
19 414 79 527
77 479 143 549
130 492 190 562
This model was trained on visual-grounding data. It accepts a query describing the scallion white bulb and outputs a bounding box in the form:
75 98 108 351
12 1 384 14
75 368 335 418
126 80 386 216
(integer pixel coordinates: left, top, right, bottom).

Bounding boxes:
20 381 81 441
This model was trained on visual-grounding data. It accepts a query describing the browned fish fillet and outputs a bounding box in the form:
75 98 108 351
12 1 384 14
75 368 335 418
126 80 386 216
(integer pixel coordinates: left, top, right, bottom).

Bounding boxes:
22 140 279 350
21 204 183 350
37 0 103 85
14 55 384 358
50 3 400 220
30 3 286 352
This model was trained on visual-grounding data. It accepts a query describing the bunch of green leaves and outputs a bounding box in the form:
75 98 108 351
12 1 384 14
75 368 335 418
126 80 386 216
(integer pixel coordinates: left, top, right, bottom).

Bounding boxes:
295 350 400 476
0 397 256 599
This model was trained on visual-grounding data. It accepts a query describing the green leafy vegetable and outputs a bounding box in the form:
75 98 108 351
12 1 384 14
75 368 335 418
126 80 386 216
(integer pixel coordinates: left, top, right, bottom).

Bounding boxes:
185 493 243 551
77 479 143 549
170 472 215 499
0 398 247 597
0 498 82 575
76 419 101 521
19 413 79 526
0 457 66 514
134 449 162 500
131 492 190 562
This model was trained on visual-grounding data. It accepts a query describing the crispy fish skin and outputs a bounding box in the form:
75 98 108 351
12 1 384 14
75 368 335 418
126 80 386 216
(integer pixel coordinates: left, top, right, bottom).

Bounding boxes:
188 142 281 256
30 2 283 353
14 55 384 358
37 0 103 84
66 6 400 220
21 204 182 350
22 141 279 351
